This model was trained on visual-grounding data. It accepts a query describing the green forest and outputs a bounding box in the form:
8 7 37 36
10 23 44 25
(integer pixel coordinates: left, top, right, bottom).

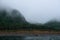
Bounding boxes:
0 9 60 31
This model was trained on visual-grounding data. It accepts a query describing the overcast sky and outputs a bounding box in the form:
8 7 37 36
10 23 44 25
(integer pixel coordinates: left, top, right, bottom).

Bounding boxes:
0 0 60 23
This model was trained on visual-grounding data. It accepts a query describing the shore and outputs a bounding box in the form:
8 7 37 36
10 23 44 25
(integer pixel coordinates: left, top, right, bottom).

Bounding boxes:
0 30 60 36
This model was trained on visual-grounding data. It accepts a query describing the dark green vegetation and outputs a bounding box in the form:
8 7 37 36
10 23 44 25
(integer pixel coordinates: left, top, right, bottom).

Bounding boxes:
0 9 60 31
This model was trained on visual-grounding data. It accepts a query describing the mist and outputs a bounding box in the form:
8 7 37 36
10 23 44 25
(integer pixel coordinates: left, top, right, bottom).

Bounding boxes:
0 0 60 23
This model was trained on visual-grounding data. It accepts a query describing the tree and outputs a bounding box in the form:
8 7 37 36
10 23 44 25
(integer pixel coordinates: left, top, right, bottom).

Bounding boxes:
0 9 27 30
44 20 60 31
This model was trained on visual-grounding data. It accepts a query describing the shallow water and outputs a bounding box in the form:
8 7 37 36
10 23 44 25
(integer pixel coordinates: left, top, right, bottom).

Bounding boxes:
24 34 60 40
0 34 60 40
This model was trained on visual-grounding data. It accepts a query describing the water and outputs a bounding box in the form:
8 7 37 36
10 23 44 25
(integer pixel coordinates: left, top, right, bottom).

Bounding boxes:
24 34 60 40
0 34 60 40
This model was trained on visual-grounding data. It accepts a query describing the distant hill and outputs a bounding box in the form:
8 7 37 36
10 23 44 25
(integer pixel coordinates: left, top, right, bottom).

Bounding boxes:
0 8 28 30
0 8 60 31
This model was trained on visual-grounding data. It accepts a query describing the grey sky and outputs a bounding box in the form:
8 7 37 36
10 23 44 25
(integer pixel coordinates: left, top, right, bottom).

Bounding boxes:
1 0 60 23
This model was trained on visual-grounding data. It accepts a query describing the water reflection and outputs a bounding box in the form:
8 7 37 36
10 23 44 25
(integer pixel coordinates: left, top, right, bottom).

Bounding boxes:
0 34 60 40
0 36 24 40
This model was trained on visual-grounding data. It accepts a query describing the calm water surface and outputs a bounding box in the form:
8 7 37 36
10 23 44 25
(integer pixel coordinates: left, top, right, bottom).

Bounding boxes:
0 34 60 40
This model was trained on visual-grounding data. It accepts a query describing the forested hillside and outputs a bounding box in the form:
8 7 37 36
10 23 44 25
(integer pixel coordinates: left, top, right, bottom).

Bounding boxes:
0 8 60 31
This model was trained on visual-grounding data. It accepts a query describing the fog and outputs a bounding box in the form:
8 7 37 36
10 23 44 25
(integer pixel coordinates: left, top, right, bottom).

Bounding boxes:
0 0 60 23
